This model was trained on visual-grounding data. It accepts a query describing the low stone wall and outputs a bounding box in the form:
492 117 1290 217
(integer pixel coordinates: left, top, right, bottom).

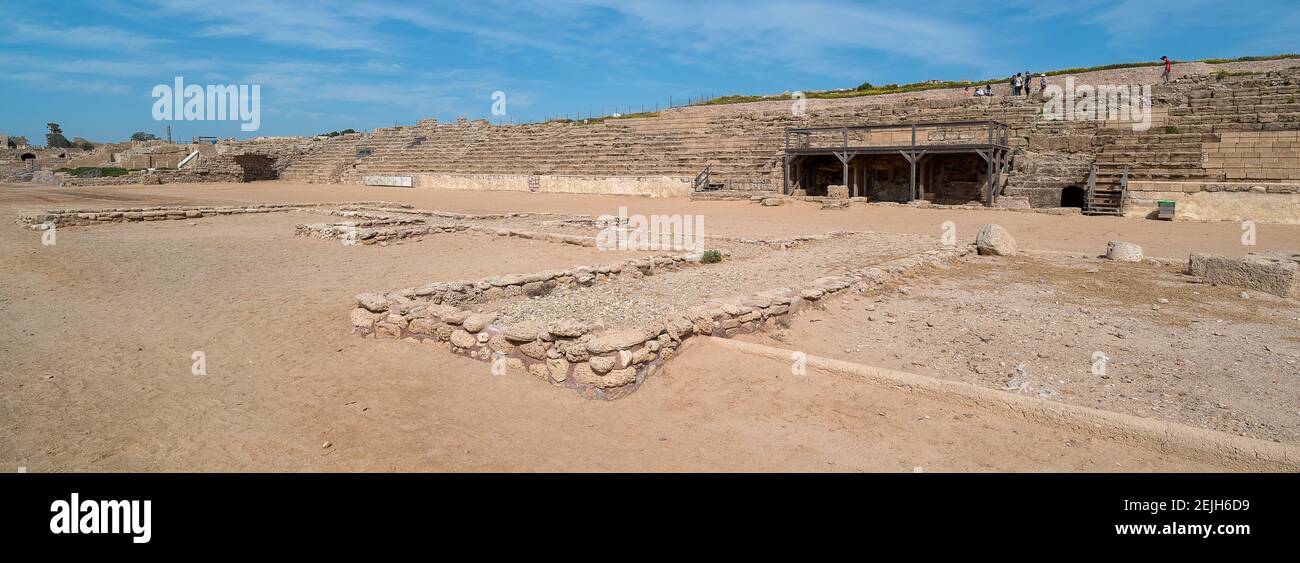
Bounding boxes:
58 168 242 186
60 174 142 187
351 243 971 399
409 173 692 198
16 201 404 228
351 253 698 399
1127 181 1300 223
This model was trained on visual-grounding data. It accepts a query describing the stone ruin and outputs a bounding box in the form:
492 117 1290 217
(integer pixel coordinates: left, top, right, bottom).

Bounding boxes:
1189 251 1300 298
255 65 1300 220
348 241 968 399
7 65 1300 223
16 199 969 400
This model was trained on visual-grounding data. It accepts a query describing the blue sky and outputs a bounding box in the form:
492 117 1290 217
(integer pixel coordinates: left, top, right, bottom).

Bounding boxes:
2 0 1297 144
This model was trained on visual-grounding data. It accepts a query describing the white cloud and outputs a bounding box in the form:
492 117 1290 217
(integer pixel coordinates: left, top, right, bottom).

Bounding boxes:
2 71 132 95
150 0 387 52
0 21 169 50
553 0 992 78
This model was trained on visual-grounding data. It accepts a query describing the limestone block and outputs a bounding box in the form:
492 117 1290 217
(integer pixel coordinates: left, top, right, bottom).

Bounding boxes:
975 224 1017 256
355 293 391 313
350 308 380 329
585 329 648 354
450 329 477 349
461 312 496 333
1105 241 1144 262
546 357 570 382
1188 252 1300 298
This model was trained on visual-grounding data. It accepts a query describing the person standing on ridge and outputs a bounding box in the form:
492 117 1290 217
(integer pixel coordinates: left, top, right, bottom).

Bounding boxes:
1161 56 1172 84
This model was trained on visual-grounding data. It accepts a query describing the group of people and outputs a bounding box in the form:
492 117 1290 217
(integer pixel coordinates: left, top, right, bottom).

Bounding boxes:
967 72 1046 97
1010 72 1046 96
965 56 1172 98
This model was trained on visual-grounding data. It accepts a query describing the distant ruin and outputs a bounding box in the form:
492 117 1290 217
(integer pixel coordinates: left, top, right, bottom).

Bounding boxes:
6 61 1300 223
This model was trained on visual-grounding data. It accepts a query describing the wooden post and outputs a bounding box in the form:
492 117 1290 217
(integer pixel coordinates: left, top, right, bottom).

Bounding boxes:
986 123 996 206
783 155 790 195
841 153 849 191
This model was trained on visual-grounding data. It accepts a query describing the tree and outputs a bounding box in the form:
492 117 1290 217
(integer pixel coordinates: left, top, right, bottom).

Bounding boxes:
45 123 72 149
130 131 160 142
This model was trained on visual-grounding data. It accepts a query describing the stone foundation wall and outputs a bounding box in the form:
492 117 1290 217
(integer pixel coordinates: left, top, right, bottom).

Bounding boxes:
407 173 692 198
15 201 402 228
350 243 971 399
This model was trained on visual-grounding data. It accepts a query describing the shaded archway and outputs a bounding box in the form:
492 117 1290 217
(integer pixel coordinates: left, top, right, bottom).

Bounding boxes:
923 153 988 205
20 153 36 162
854 153 913 203
233 154 278 182
1060 185 1086 208
787 154 843 196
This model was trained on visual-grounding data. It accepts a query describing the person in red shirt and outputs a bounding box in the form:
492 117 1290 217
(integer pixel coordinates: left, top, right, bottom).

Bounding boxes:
1161 56 1172 84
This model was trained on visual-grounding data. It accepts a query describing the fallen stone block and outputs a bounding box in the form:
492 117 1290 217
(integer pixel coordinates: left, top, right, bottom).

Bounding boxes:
1105 241 1143 262
975 224 1016 256
1188 251 1300 298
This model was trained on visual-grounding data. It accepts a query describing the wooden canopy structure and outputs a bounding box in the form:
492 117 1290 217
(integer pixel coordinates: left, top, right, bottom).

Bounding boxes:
782 120 1012 206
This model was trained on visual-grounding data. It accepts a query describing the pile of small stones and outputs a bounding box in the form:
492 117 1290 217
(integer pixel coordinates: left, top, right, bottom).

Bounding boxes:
294 207 613 247
294 219 469 244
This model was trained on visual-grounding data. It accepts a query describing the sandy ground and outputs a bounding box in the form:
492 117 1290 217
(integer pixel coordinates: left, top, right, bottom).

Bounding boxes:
740 255 1300 444
19 180 1298 259
2 181 1296 471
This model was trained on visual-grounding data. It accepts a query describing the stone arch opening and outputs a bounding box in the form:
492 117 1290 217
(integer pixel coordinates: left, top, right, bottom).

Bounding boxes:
1060 185 1086 208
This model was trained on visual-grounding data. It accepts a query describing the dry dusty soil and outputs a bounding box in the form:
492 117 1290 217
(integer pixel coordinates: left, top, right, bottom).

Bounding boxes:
2 181 1298 471
740 254 1300 443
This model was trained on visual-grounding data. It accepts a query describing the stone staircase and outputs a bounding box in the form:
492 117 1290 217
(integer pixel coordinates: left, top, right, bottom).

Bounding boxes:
276 96 1053 190
1084 69 1300 213
281 133 367 183
262 66 1300 206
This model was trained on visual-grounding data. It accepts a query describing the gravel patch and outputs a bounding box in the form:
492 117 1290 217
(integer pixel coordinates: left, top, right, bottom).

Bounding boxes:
491 231 939 328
